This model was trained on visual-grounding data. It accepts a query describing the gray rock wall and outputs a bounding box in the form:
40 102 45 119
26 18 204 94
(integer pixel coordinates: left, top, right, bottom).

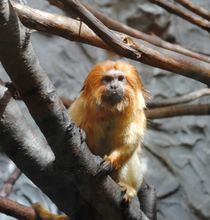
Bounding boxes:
0 0 210 219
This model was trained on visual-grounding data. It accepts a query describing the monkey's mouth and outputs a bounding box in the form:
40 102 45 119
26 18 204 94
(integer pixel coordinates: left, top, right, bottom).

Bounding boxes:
102 90 124 105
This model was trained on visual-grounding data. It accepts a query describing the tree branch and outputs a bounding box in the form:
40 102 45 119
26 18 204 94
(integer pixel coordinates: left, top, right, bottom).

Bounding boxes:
12 2 108 50
14 1 210 86
0 196 36 220
147 88 210 108
0 81 80 218
47 0 210 64
50 0 142 59
0 168 21 197
146 103 210 119
175 0 210 21
148 0 210 33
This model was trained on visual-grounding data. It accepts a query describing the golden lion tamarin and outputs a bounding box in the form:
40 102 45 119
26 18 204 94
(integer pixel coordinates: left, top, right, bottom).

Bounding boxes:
69 60 147 200
32 60 147 219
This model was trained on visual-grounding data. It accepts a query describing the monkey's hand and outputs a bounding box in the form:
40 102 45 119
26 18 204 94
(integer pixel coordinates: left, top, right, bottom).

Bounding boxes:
97 147 131 176
32 203 70 220
96 149 130 177
96 155 113 177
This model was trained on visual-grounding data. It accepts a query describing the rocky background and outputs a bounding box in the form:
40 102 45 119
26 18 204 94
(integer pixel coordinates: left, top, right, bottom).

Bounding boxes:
1 0 210 219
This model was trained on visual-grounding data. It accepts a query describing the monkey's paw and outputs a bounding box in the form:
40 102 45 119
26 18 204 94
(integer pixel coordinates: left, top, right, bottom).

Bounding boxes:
95 156 113 178
119 182 137 204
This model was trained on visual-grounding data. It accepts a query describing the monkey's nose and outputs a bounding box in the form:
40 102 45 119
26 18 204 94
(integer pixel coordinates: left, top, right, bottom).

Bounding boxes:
110 84 118 90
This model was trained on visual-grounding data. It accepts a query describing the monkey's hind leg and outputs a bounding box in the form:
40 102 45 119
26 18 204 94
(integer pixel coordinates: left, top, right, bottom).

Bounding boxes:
32 203 70 220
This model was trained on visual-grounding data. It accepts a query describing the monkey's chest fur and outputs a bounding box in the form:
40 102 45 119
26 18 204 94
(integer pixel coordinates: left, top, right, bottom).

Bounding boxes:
88 116 141 158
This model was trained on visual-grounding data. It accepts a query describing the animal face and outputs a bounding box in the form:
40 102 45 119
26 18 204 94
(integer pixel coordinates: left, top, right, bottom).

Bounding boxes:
81 60 146 112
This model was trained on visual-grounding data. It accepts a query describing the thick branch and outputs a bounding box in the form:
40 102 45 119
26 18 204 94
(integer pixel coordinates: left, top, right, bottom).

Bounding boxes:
148 0 210 33
15 1 210 86
0 196 36 220
146 104 210 119
175 0 210 21
0 1 148 220
0 82 80 218
0 168 21 197
147 88 210 108
13 2 108 50
45 1 140 59
54 0 142 59
48 0 210 64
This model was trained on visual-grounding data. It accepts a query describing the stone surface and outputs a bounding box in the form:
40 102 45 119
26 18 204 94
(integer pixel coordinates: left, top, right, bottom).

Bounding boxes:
0 0 210 219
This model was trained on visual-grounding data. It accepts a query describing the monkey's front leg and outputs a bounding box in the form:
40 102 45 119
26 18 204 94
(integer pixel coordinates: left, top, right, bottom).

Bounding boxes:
99 148 138 202
105 146 134 170
97 148 128 176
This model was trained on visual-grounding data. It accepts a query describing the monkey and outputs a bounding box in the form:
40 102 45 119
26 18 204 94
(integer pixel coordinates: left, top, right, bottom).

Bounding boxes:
32 60 156 220
69 60 147 201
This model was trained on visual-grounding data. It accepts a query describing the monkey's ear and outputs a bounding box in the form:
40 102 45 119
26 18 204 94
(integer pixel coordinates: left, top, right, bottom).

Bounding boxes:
142 88 151 102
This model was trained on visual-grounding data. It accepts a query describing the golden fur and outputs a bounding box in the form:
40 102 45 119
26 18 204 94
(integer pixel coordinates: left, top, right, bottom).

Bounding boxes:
69 60 146 199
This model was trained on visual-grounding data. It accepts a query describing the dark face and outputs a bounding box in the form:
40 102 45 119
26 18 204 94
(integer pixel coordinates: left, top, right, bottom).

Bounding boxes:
101 69 126 105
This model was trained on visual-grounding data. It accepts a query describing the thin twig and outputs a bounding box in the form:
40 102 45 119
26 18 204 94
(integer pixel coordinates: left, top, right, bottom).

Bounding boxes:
147 88 210 108
0 168 22 197
148 0 210 33
175 0 210 21
146 103 210 119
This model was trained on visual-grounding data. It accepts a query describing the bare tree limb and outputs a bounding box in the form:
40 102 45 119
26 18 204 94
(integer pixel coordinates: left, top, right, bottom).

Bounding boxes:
0 81 80 218
0 168 21 197
175 0 210 21
82 1 210 63
148 0 210 33
47 0 210 64
52 0 142 59
12 2 108 50
147 88 210 108
0 196 36 220
146 104 210 119
44 2 141 59
0 1 150 220
14 1 210 86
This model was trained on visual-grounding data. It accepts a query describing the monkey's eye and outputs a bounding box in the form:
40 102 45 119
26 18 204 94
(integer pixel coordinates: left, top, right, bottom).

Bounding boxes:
102 76 113 84
118 75 125 82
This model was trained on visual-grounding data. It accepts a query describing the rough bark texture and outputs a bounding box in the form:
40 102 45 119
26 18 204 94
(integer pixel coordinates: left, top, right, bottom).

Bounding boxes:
0 0 210 220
